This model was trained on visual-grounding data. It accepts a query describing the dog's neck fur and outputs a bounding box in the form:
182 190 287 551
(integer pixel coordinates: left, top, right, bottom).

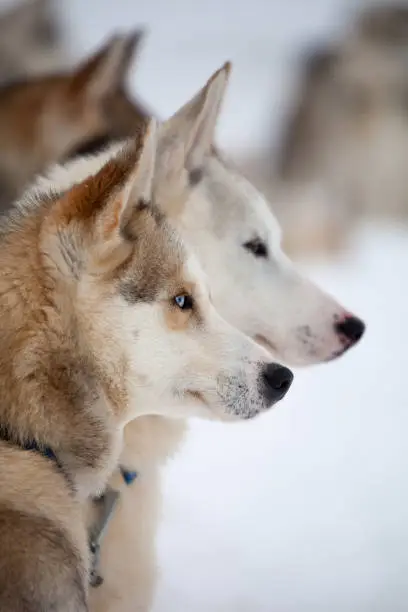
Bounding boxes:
0 157 128 500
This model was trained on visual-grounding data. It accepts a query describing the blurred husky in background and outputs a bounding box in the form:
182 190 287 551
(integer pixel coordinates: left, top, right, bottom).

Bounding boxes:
0 0 69 83
257 2 408 258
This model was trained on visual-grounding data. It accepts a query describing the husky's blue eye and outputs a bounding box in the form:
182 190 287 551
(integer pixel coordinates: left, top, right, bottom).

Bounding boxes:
174 294 193 310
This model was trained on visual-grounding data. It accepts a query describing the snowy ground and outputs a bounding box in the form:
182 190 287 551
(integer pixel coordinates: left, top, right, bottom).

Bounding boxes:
4 0 407 609
153 221 408 612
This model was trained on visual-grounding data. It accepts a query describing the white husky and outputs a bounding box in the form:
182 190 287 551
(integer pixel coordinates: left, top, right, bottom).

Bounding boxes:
56 61 364 612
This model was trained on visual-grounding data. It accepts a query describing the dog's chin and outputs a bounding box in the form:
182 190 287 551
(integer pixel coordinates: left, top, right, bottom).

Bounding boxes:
217 401 268 422
182 391 267 423
185 389 208 407
324 343 354 362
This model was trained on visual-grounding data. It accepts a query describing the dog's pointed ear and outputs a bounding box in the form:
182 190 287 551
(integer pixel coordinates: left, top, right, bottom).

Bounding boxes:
159 62 231 175
117 28 146 81
69 31 145 102
92 118 157 250
51 118 157 268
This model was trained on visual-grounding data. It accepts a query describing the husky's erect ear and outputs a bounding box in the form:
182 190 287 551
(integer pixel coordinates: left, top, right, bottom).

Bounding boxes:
49 118 157 271
159 62 231 176
69 30 145 102
116 28 146 82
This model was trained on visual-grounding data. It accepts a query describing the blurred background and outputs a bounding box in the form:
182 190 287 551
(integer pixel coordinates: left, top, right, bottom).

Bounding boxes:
0 0 407 610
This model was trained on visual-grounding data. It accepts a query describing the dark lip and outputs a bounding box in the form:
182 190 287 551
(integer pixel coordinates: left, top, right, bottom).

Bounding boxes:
324 343 352 362
185 390 208 406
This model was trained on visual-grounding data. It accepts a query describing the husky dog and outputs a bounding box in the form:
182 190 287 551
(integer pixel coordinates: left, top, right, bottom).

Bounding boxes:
54 64 365 612
0 112 289 609
270 44 357 257
356 3 408 46
0 0 68 83
0 31 147 210
273 2 408 256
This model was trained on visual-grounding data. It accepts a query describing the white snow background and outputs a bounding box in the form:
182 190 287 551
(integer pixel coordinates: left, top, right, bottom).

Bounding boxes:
4 0 408 610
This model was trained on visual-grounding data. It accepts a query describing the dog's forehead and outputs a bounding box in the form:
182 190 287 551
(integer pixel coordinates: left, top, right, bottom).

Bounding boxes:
184 250 208 292
119 223 190 304
205 153 281 238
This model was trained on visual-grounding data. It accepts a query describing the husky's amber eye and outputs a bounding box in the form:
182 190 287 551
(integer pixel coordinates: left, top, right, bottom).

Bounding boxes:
174 294 194 310
243 238 268 258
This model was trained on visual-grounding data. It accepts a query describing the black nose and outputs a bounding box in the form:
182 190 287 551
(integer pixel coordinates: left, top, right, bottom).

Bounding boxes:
335 316 365 344
260 363 294 405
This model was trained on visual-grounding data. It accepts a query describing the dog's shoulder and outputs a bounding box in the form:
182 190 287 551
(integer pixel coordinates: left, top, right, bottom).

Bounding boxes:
0 505 88 611
0 443 89 611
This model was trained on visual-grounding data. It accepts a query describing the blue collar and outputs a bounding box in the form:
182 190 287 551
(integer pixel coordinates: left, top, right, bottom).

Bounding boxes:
0 427 65 473
21 439 61 464
0 427 138 487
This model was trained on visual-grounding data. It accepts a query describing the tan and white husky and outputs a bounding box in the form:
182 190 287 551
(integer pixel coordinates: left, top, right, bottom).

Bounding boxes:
47 61 364 610
0 114 289 609
0 31 147 210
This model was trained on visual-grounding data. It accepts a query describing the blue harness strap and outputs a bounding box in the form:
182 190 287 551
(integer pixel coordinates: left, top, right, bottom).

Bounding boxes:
90 468 138 588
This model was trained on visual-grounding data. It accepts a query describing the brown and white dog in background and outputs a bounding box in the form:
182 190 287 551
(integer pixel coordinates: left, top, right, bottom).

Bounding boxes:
0 29 148 211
